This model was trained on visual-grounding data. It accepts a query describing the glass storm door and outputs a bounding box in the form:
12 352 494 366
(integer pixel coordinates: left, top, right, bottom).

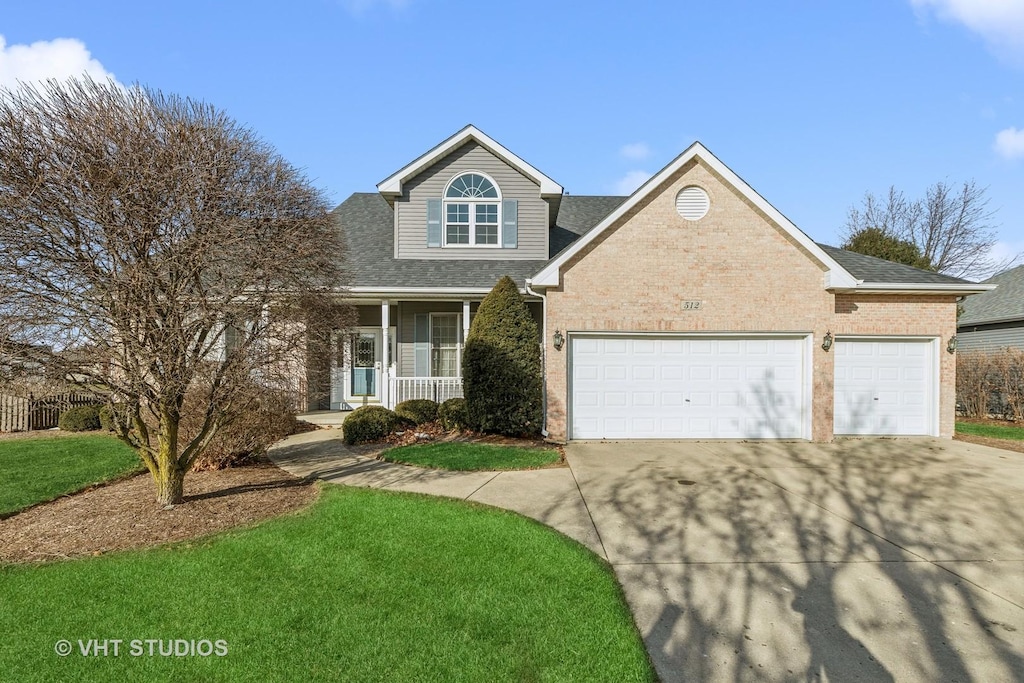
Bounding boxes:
350 331 380 398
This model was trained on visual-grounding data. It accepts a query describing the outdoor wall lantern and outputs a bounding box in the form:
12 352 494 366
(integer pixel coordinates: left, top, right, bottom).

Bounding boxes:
947 335 958 354
553 330 565 351
821 331 833 352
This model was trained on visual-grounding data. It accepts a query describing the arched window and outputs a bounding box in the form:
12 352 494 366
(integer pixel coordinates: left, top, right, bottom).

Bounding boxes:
443 172 501 246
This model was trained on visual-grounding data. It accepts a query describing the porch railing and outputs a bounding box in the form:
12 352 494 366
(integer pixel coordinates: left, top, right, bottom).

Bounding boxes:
389 376 463 406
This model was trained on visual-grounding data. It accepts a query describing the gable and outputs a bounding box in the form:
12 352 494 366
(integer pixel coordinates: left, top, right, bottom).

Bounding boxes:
394 141 550 261
554 157 832 317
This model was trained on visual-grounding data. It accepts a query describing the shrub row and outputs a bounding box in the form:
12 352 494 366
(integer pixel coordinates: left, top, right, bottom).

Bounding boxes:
957 349 1024 420
342 398 468 445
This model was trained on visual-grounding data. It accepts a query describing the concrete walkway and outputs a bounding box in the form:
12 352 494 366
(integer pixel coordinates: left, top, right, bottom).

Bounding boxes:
267 429 604 556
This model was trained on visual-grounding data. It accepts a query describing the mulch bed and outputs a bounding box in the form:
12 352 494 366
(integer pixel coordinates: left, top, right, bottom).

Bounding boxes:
0 422 559 566
383 421 558 450
0 461 318 565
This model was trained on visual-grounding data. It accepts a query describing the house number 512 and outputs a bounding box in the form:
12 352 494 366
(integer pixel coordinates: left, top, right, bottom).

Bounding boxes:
682 300 702 310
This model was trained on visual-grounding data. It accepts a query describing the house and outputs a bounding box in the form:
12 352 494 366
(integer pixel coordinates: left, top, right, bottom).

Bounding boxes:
312 125 991 441
956 264 1024 352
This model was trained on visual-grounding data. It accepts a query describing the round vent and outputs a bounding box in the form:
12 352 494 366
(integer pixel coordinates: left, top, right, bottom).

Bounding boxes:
675 186 710 221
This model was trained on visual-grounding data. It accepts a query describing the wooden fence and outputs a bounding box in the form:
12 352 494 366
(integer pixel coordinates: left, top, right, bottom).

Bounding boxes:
0 393 100 432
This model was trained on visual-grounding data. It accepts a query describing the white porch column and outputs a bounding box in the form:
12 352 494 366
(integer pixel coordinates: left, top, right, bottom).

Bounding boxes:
381 300 391 408
462 300 471 342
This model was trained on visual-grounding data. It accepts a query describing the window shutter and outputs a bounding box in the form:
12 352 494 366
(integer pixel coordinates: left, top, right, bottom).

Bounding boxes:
414 314 430 376
427 198 442 248
502 199 518 248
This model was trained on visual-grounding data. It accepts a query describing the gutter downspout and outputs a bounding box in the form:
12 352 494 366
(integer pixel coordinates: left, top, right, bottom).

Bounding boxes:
524 278 549 438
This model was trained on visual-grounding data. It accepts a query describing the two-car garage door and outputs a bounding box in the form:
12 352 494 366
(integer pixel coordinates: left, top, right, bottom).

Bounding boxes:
570 336 808 439
569 335 938 439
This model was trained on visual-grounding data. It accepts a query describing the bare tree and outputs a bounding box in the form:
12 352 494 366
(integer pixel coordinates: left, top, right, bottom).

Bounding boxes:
0 77 351 506
842 181 1007 279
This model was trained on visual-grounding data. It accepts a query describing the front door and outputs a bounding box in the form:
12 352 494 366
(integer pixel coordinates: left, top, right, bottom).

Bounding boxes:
330 328 382 409
350 330 380 400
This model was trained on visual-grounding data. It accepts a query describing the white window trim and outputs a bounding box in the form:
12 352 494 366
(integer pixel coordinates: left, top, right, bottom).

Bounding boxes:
429 312 462 377
442 171 502 248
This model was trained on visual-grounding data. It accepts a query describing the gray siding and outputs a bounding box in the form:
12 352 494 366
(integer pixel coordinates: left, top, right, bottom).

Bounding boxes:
397 302 464 377
395 142 548 260
958 325 1024 352
391 300 543 377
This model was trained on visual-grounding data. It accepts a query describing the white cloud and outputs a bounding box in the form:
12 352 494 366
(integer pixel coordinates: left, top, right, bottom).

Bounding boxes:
910 0 1024 64
0 35 115 90
620 142 651 161
613 170 651 196
994 126 1024 159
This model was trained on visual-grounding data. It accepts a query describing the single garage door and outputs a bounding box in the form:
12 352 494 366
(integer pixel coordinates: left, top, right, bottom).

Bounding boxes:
570 336 808 439
833 338 936 436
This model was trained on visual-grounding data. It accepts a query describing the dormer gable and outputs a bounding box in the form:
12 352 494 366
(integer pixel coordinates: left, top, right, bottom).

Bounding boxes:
377 125 562 200
381 126 562 261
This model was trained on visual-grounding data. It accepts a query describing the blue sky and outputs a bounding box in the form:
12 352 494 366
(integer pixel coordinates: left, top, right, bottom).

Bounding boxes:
2 0 1023 276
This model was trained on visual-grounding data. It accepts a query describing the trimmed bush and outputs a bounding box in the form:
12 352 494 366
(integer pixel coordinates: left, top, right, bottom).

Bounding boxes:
438 398 469 431
58 404 102 432
462 276 542 436
189 385 299 471
343 405 401 445
394 399 439 426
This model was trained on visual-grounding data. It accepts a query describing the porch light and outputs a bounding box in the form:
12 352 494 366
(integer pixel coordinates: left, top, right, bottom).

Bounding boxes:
553 330 565 351
821 331 833 352
947 335 957 354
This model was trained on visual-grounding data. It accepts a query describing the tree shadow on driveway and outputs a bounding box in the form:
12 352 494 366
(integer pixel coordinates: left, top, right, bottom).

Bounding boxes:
563 396 1024 681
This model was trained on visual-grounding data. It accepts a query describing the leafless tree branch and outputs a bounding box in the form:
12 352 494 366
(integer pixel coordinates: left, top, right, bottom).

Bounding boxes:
0 76 353 505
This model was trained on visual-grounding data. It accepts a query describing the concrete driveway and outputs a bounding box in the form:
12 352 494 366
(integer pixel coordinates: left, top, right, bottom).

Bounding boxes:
566 439 1024 682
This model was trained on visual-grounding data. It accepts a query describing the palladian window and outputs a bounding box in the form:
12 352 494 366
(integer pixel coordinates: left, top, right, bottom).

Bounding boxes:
443 172 500 246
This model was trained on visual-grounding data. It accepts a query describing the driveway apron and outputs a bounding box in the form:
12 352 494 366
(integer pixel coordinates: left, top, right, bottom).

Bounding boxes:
565 439 1024 683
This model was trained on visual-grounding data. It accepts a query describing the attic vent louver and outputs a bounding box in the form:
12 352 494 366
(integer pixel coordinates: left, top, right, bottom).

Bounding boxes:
675 186 710 221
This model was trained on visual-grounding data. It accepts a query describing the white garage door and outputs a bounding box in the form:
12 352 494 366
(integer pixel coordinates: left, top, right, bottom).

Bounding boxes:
570 336 808 439
833 339 936 436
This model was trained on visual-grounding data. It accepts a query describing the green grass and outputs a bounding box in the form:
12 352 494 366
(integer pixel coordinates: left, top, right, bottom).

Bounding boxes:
381 441 561 471
0 485 653 682
955 421 1024 441
0 435 142 516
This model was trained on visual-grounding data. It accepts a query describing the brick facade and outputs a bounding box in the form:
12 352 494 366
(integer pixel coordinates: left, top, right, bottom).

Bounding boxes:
542 159 957 442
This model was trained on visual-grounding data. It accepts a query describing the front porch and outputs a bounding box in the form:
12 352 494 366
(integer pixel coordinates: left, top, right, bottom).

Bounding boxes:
312 298 474 411
306 296 541 412
331 371 465 411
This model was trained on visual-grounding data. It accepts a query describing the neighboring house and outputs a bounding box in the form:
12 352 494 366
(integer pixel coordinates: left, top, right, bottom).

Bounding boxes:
956 264 1024 352
313 125 991 441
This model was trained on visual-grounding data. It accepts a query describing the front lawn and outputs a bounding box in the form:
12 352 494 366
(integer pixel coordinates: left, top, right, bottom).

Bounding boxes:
0 485 653 682
382 441 561 471
956 420 1024 441
0 435 141 516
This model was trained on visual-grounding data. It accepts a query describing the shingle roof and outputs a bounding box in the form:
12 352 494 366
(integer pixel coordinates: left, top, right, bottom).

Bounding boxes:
958 264 1024 326
550 195 627 257
816 244 972 285
334 193 548 290
333 191 978 292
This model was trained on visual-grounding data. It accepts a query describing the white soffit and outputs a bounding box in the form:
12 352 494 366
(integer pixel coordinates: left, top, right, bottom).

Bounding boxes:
530 142 859 289
377 125 563 197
